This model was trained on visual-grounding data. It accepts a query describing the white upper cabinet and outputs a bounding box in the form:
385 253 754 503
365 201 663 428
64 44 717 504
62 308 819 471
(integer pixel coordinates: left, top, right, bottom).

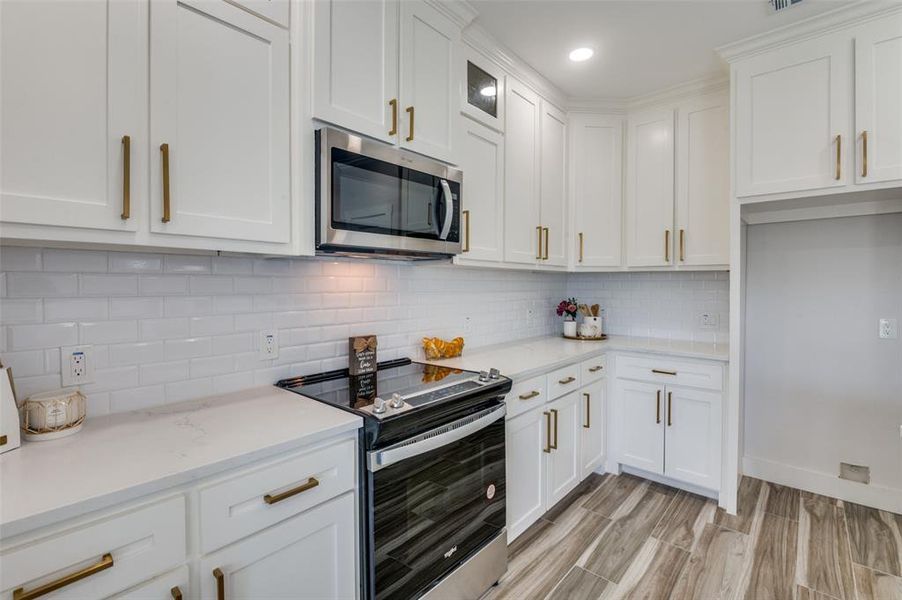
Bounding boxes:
149 0 290 244
230 0 289 27
458 118 505 262
626 108 675 267
676 93 729 266
570 114 623 268
734 33 851 198
504 77 542 265
399 0 459 164
461 46 505 132
312 0 399 144
854 14 902 186
0 0 146 232
540 101 568 267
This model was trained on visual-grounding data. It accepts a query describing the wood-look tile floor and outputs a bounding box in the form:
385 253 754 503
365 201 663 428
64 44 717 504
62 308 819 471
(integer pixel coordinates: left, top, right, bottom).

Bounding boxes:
484 474 902 600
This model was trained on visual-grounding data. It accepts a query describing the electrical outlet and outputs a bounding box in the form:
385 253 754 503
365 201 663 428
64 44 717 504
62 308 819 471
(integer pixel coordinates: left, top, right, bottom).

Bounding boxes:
463 316 472 334
879 318 898 339
698 313 719 329
61 345 95 387
259 330 279 359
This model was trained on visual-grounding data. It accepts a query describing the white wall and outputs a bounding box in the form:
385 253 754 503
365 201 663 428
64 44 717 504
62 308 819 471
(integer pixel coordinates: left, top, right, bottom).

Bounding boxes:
743 214 902 510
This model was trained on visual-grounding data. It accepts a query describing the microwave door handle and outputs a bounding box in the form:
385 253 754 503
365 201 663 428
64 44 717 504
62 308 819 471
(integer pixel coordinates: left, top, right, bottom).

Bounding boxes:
439 179 454 240
367 404 505 472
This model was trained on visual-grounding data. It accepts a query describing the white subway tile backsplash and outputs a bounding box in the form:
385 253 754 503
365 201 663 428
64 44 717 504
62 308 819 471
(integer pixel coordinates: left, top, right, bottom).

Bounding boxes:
108 341 164 366
0 247 42 271
189 276 234 295
165 377 212 404
164 337 212 360
139 276 188 296
110 297 164 320
1 350 45 377
212 256 253 275
109 253 163 273
190 355 235 378
164 255 212 274
0 299 43 324
79 274 138 296
43 249 107 273
189 315 234 336
164 296 212 317
139 317 190 341
8 322 78 350
81 365 139 394
8 272 78 297
45 298 109 322
140 360 189 385
80 321 138 344
110 385 165 412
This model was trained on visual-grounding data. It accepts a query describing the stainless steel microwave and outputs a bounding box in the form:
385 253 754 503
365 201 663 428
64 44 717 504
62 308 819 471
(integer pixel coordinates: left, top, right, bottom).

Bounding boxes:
315 127 462 259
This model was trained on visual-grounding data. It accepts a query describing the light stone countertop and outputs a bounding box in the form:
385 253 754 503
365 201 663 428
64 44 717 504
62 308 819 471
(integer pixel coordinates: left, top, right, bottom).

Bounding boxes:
0 386 361 539
430 334 729 381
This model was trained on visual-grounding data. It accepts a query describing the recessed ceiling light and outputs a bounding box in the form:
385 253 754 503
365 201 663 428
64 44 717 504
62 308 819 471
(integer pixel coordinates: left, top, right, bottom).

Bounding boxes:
480 85 497 97
569 47 594 62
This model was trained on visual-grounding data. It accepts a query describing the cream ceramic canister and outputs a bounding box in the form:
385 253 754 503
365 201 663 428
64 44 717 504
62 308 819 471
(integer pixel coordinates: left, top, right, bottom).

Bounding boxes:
579 316 602 338
563 320 577 337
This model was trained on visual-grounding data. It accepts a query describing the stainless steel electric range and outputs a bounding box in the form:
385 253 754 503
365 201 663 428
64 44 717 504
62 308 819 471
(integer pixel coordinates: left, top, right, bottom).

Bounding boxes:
277 358 512 600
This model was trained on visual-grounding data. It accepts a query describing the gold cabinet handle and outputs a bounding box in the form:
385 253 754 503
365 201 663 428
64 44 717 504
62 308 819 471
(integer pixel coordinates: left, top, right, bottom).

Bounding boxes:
13 553 113 600
583 393 591 429
558 376 576 385
462 209 471 252
588 365 603 373
543 227 550 260
213 568 225 600
543 411 552 453
679 229 685 262
160 143 171 223
264 477 319 504
519 390 540 400
656 390 661 424
388 99 398 136
835 134 842 180
0 434 7 446
667 391 673 427
664 229 671 262
171 587 183 600
121 135 131 220
652 369 676 376
550 408 558 449
578 232 584 263
536 226 543 260
862 131 868 178
405 106 414 141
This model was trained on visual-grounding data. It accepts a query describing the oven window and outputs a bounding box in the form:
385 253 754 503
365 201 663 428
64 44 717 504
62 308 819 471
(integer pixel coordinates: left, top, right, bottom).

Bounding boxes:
372 418 505 600
331 148 459 241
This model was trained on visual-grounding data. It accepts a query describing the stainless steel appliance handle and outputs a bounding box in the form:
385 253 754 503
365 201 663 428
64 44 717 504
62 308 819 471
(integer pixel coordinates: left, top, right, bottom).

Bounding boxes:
439 179 454 240
367 404 505 472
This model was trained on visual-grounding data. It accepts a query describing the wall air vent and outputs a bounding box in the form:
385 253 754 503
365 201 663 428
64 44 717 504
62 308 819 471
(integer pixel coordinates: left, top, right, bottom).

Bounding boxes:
770 0 803 11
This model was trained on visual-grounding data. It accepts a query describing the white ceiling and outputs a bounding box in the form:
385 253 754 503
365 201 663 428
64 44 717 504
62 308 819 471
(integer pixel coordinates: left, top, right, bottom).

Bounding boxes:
470 0 849 99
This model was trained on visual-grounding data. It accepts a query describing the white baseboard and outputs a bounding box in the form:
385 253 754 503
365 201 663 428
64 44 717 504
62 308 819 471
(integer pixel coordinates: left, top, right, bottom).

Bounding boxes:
742 455 901 513
619 465 719 501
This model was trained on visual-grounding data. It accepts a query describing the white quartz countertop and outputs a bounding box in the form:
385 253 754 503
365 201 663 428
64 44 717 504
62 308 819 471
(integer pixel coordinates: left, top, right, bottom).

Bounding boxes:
0 386 361 538
430 335 728 381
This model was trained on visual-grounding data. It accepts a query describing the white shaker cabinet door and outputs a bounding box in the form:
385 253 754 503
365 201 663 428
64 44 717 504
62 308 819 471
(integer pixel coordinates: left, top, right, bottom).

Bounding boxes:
855 14 902 186
614 380 664 475
570 114 623 268
626 108 675 267
734 32 851 198
663 386 722 491
150 0 290 243
110 566 189 600
579 380 606 479
676 93 730 266
312 0 399 144
0 0 145 232
505 408 546 542
458 118 504 262
503 77 542 265
545 392 581 506
199 493 357 600
399 0 459 164
540 101 568 267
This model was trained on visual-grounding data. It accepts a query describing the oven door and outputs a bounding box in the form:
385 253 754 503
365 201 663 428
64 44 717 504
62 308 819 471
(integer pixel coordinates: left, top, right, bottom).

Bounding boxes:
367 404 506 600
317 127 462 256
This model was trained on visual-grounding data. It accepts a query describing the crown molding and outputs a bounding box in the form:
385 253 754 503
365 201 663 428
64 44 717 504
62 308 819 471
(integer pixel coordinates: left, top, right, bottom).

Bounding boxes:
425 0 479 29
626 74 729 112
717 0 902 62
566 98 628 115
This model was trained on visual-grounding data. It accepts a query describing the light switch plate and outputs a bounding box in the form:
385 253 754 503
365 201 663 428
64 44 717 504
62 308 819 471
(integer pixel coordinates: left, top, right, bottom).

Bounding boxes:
879 318 897 339
61 345 94 387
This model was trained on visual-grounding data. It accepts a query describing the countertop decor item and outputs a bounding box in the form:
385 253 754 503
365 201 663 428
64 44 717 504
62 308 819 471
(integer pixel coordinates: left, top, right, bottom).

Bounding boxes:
0 366 21 453
349 335 378 375
556 298 579 337
563 333 608 341
20 388 87 441
422 336 465 359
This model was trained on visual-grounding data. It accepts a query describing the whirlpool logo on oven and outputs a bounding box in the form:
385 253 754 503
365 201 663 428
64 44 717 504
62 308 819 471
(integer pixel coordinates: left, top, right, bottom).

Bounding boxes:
443 546 458 559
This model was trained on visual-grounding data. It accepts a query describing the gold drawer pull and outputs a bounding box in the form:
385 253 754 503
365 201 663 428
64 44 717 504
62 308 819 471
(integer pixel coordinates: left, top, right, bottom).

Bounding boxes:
543 227 550 260
518 390 540 400
588 365 603 373
171 586 183 600
651 369 676 376
656 390 661 424
536 226 543 260
667 391 673 427
550 408 559 449
0 434 7 446
13 553 113 600
388 98 398 136
558 376 576 385
665 229 671 262
578 232 584 263
862 130 868 177
405 106 415 141
264 477 319 504
160 143 171 223
121 135 131 220
679 229 685 262
543 411 552 453
835 134 842 180
583 393 591 429
213 568 225 600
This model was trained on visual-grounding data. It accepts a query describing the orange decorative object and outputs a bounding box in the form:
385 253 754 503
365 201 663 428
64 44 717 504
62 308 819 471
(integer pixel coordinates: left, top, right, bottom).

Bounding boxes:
422 336 465 360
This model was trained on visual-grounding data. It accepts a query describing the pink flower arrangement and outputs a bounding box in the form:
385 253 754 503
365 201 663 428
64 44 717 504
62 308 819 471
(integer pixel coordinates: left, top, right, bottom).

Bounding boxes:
556 298 579 320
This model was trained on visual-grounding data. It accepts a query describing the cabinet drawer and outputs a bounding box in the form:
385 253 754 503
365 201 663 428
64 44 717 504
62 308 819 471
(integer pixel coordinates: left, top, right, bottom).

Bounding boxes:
615 355 723 391
580 355 607 385
547 364 580 399
0 496 186 600
198 437 356 554
505 374 548 419
110 566 189 599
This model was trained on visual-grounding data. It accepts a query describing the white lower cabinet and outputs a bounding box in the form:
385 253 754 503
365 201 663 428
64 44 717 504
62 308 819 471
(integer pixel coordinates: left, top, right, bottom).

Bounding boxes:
506 407 547 541
111 566 189 600
579 380 606 479
545 392 581 506
199 493 357 600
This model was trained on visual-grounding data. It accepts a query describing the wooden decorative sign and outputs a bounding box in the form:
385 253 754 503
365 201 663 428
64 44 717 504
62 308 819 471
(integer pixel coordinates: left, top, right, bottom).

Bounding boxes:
349 335 377 376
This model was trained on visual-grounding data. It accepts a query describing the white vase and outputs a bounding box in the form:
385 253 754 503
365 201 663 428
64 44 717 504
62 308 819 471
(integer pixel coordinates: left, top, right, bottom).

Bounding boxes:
563 320 577 337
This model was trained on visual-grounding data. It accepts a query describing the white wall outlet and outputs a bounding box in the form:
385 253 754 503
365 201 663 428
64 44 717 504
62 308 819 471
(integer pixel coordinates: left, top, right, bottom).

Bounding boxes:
61 345 95 387
463 316 472 334
878 318 898 339
699 313 719 329
259 330 279 359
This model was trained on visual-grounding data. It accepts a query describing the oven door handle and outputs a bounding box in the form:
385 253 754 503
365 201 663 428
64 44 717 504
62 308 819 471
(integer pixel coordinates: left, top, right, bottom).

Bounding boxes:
438 179 454 240
367 404 505 472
